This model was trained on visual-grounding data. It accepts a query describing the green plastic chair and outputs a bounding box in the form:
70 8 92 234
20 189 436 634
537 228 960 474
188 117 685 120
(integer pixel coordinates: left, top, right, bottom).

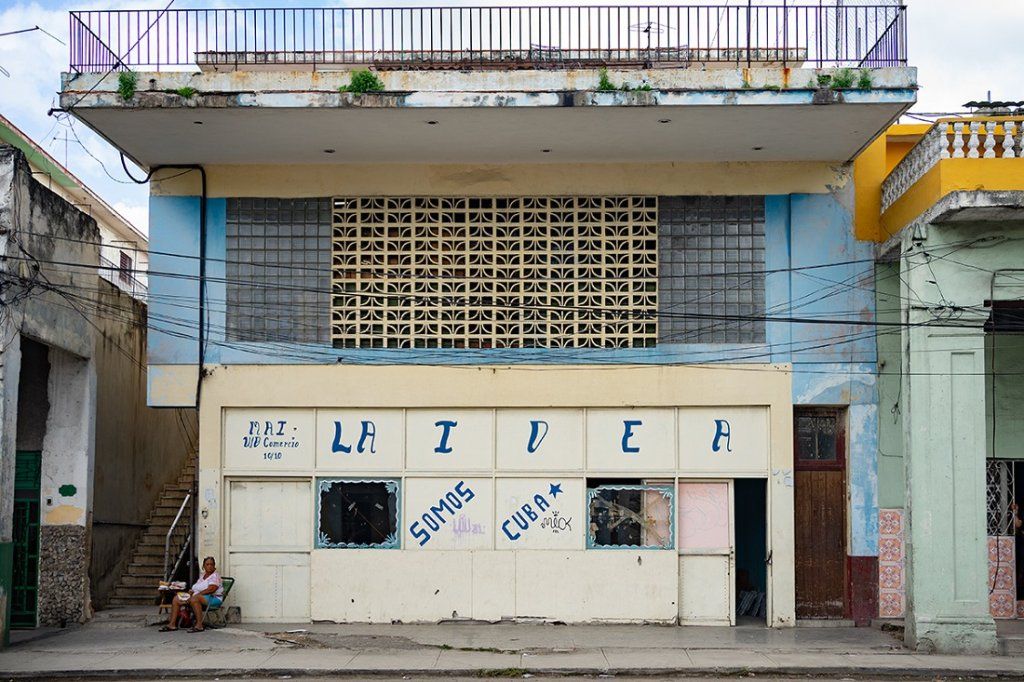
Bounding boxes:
203 577 234 627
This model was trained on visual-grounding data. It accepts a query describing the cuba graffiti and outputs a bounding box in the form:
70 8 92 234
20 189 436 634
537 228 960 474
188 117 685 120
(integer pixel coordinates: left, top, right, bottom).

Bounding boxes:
409 480 478 546
501 483 566 541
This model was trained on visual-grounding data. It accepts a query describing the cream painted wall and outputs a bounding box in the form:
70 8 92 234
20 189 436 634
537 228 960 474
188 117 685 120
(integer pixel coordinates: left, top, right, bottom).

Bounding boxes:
310 549 679 623
151 161 850 198
197 364 795 626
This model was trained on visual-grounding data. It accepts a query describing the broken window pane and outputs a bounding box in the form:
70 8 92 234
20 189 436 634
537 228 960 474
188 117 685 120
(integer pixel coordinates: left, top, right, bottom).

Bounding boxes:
587 484 674 549
317 479 400 549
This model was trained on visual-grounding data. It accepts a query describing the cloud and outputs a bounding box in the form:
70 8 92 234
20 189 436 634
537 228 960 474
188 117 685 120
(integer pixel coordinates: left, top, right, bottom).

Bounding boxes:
112 200 149 235
907 0 1024 112
1 0 150 230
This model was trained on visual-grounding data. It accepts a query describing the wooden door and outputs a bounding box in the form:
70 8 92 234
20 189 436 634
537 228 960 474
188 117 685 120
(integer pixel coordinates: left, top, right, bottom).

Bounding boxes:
793 408 847 619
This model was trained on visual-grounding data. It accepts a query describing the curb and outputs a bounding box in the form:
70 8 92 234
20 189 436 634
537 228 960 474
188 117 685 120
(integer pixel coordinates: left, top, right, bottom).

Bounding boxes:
3 665 1023 679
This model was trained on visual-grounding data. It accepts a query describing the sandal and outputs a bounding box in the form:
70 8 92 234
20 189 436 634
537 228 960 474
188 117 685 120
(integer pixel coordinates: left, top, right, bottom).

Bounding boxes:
159 626 178 632
188 626 205 633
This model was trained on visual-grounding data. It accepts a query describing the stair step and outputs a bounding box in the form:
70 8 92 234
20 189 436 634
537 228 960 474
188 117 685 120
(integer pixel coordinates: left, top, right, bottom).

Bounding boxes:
114 584 161 597
134 545 181 557
108 597 158 607
99 452 198 611
137 537 186 549
121 574 165 588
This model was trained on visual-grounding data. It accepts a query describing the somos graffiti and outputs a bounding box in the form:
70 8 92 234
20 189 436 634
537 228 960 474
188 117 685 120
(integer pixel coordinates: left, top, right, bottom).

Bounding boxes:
409 480 477 546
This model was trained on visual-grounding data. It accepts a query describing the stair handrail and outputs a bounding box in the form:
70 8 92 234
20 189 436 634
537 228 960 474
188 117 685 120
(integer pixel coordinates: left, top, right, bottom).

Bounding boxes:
164 492 191 580
167 530 193 584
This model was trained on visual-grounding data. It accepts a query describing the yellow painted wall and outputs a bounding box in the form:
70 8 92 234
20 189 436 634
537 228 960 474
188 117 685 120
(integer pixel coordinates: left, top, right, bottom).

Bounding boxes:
195 363 796 626
853 123 928 242
152 161 850 198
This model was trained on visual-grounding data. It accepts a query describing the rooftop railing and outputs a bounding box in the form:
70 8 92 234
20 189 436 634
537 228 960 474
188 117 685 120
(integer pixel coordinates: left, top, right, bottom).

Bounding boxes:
69 4 906 73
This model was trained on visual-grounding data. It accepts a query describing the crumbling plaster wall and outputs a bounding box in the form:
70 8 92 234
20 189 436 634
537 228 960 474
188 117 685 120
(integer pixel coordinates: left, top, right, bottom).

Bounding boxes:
91 279 196 608
1 146 99 628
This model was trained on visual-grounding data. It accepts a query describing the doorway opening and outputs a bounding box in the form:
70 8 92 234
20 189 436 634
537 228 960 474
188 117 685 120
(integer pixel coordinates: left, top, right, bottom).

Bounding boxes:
734 478 767 624
13 338 50 629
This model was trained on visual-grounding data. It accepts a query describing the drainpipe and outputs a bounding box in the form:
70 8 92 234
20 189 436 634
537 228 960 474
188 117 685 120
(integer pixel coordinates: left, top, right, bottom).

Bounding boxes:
114 156 208 406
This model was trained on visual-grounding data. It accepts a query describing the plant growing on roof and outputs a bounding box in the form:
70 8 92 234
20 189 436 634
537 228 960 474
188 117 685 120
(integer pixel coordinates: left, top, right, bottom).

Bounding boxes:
830 68 856 89
596 67 616 91
340 69 385 94
117 71 138 101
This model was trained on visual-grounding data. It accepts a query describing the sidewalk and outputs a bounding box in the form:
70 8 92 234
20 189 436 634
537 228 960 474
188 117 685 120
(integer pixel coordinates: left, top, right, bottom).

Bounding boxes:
1 608 1021 679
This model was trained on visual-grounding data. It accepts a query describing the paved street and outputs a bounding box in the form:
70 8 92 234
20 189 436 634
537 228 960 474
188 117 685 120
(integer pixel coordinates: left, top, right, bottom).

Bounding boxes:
0 608 1021 679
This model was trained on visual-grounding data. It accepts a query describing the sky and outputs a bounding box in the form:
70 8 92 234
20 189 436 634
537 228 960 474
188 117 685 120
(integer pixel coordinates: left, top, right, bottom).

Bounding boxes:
1 0 1023 236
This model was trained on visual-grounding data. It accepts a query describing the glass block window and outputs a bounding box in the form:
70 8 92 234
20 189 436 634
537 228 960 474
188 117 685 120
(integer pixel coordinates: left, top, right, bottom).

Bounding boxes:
658 196 766 344
331 196 658 349
226 198 331 343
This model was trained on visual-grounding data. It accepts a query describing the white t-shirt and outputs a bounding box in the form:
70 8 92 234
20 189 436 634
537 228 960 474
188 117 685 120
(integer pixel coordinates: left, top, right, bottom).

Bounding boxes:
191 570 224 598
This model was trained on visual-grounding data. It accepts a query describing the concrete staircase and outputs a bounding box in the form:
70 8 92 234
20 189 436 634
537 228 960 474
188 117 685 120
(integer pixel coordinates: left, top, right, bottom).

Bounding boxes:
107 454 197 606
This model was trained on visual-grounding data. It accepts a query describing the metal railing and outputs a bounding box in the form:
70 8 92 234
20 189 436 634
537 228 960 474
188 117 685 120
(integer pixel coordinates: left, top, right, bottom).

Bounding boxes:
69 4 907 72
164 492 192 582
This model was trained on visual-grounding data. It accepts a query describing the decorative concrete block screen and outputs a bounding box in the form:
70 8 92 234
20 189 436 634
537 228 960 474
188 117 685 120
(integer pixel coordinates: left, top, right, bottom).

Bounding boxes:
331 196 658 349
658 196 766 344
226 198 332 343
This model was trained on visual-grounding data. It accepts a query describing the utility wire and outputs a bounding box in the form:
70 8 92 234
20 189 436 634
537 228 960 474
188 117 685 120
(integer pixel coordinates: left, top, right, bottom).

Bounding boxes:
10 269 1024 378
0 251 995 331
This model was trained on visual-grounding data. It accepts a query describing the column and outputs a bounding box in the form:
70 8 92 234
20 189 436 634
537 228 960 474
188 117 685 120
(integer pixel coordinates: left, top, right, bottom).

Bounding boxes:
901 246 996 653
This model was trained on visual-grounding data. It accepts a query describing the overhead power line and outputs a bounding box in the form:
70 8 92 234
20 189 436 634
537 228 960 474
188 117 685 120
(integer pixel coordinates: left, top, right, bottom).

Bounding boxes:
0 251 997 331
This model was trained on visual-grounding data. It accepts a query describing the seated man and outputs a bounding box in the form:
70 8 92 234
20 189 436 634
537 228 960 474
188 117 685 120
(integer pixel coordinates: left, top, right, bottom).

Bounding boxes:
160 556 224 633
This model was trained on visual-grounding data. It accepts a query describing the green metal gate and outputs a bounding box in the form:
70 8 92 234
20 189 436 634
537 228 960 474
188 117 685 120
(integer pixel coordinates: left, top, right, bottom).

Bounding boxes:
12 451 41 629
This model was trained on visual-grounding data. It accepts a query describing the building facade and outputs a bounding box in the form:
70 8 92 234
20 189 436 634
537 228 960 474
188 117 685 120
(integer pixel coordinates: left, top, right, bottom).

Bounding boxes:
856 115 1024 652
0 116 149 300
61 3 914 628
0 122 194 641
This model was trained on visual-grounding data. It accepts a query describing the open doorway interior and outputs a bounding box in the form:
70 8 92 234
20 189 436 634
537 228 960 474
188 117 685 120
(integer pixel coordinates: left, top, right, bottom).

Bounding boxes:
734 478 767 624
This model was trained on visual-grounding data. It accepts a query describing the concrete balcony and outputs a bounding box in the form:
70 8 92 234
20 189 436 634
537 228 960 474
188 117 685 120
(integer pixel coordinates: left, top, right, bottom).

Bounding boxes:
880 117 1024 238
61 5 915 168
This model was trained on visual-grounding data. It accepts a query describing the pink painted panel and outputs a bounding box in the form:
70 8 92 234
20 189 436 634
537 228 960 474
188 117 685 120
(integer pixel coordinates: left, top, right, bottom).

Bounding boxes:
678 482 730 550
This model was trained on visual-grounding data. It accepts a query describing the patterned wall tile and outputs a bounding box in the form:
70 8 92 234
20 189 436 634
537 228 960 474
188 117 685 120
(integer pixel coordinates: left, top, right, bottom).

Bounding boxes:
878 508 905 619
989 536 1016 619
